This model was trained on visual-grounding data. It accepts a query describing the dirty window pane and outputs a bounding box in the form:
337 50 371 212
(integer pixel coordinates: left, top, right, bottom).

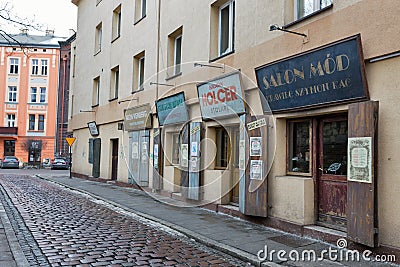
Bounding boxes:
322 120 348 175
288 121 311 174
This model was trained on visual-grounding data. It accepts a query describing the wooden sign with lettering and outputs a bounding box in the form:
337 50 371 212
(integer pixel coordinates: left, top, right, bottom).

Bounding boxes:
255 35 369 112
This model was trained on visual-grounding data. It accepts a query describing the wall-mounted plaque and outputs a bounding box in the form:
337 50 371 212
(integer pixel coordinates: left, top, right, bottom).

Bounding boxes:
348 137 372 183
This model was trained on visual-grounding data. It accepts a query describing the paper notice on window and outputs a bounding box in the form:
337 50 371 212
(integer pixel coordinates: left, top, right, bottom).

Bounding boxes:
239 140 245 170
348 137 372 183
181 144 188 167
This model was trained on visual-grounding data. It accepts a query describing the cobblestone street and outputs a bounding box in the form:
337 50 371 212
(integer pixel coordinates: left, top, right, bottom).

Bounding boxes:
0 174 249 267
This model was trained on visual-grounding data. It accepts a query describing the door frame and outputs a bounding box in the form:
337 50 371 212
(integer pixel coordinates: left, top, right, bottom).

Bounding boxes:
312 114 348 231
229 126 240 205
111 138 119 181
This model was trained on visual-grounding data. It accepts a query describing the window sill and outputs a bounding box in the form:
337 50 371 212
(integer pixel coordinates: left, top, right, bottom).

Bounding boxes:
8 73 19 76
209 50 235 63
28 102 48 105
286 171 312 177
134 15 146 26
27 130 45 133
5 102 18 104
91 104 99 108
283 4 333 29
214 166 228 170
108 97 118 102
30 74 48 78
111 35 120 43
165 72 182 81
131 88 144 94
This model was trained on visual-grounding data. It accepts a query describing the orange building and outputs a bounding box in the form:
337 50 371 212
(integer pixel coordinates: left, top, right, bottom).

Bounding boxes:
0 30 64 165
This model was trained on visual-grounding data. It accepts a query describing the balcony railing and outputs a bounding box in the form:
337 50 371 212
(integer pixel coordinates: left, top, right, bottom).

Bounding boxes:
0 127 18 135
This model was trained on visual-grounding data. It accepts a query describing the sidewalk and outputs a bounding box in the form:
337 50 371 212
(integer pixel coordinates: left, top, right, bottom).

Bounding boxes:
37 174 388 267
0 188 30 267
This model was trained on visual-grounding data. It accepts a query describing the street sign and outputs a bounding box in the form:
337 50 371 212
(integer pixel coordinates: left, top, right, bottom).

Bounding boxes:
66 137 76 146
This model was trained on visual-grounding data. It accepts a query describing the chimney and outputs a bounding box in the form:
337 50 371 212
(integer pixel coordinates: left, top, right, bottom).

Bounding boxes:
46 29 55 36
20 28 28 35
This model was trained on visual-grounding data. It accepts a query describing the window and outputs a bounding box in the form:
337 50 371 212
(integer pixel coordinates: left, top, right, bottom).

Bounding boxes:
41 60 48 75
295 0 332 19
288 120 311 174
133 51 145 91
9 58 19 74
93 76 100 106
218 0 235 56
32 59 39 75
40 87 46 103
8 86 17 102
134 0 146 22
30 87 38 102
38 115 45 131
215 127 229 168
110 66 119 99
167 27 183 78
174 35 182 75
95 23 102 53
172 133 180 164
29 114 35 130
7 114 16 127
112 5 122 40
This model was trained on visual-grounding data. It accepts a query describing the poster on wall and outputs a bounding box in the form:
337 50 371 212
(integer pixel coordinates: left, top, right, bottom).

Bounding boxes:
132 142 139 159
348 137 372 183
250 137 262 156
181 144 189 167
153 144 159 169
191 142 198 157
250 160 263 180
239 140 245 170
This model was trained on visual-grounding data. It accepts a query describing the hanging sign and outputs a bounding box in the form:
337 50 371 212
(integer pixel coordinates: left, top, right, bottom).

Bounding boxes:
87 121 99 136
124 104 152 131
156 92 188 126
255 35 368 112
197 72 246 119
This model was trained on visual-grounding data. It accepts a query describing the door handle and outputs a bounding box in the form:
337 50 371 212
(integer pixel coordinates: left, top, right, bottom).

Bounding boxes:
319 167 324 171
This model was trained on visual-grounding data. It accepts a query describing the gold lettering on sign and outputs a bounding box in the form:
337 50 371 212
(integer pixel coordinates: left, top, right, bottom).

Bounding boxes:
247 118 266 131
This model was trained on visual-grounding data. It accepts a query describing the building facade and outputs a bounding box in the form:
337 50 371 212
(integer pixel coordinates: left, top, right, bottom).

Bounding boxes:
70 0 400 253
0 31 64 165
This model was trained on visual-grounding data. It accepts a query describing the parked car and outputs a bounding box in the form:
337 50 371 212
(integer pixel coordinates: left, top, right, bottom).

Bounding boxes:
1 156 20 169
51 157 69 170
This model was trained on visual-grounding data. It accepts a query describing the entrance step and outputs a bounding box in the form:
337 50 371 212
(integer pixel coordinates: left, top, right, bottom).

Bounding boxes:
303 225 346 244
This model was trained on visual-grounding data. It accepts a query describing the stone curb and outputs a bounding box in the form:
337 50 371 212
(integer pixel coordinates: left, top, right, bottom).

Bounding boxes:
36 175 269 267
0 185 30 267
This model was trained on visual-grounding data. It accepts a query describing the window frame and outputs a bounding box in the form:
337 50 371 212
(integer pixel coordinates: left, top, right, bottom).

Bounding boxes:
93 76 100 106
171 132 181 165
29 114 36 131
294 0 333 20
39 87 47 103
286 119 313 176
38 115 45 131
173 35 182 75
112 5 122 41
215 127 230 169
218 0 235 57
134 0 146 23
9 58 19 74
110 66 119 100
31 59 39 75
95 22 103 54
30 87 38 103
7 114 16 127
41 59 48 75
8 86 17 102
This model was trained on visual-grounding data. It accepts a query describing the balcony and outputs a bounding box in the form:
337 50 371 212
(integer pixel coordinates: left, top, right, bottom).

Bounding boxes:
0 127 18 136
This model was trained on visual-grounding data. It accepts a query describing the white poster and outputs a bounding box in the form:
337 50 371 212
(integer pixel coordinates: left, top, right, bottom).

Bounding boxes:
239 140 245 170
132 142 139 159
250 137 262 157
153 144 159 169
191 142 198 157
250 160 263 180
181 144 188 167
348 137 372 183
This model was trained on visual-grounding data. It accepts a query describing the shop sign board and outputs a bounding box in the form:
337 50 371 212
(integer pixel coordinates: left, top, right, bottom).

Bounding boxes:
87 121 99 136
197 72 246 119
124 104 152 131
255 35 369 113
156 92 188 126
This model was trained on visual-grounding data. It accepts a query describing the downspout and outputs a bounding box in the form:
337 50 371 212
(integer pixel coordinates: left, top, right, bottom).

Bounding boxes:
60 57 67 155
156 0 161 101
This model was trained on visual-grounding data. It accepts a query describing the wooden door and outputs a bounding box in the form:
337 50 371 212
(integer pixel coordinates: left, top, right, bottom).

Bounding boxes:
347 101 379 247
92 138 101 178
317 116 348 230
138 130 150 186
153 128 163 190
239 114 268 217
111 139 118 180
230 128 240 204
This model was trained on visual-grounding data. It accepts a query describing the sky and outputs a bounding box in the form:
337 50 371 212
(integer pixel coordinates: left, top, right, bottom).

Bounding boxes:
0 0 77 37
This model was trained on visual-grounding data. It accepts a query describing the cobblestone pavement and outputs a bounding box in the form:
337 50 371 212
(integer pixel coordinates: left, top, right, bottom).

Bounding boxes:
0 175 251 267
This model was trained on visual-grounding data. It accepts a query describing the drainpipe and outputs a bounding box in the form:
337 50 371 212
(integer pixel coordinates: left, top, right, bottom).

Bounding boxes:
60 57 67 155
156 0 161 101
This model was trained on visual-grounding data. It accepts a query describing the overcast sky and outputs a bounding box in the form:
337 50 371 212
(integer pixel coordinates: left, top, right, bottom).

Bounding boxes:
1 0 77 37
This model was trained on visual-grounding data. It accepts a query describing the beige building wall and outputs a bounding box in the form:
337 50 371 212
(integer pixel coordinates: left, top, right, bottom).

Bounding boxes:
71 0 400 248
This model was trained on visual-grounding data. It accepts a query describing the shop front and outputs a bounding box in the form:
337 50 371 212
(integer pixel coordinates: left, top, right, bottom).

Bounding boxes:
124 104 152 187
255 35 378 247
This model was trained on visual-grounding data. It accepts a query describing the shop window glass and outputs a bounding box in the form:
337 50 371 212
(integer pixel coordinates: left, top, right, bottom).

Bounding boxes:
322 120 348 175
216 128 229 168
288 120 311 174
296 0 332 19
172 133 180 164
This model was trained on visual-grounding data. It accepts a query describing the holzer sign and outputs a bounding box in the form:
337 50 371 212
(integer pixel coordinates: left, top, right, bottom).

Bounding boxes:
197 72 246 119
124 104 152 131
255 35 368 112
156 92 189 126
